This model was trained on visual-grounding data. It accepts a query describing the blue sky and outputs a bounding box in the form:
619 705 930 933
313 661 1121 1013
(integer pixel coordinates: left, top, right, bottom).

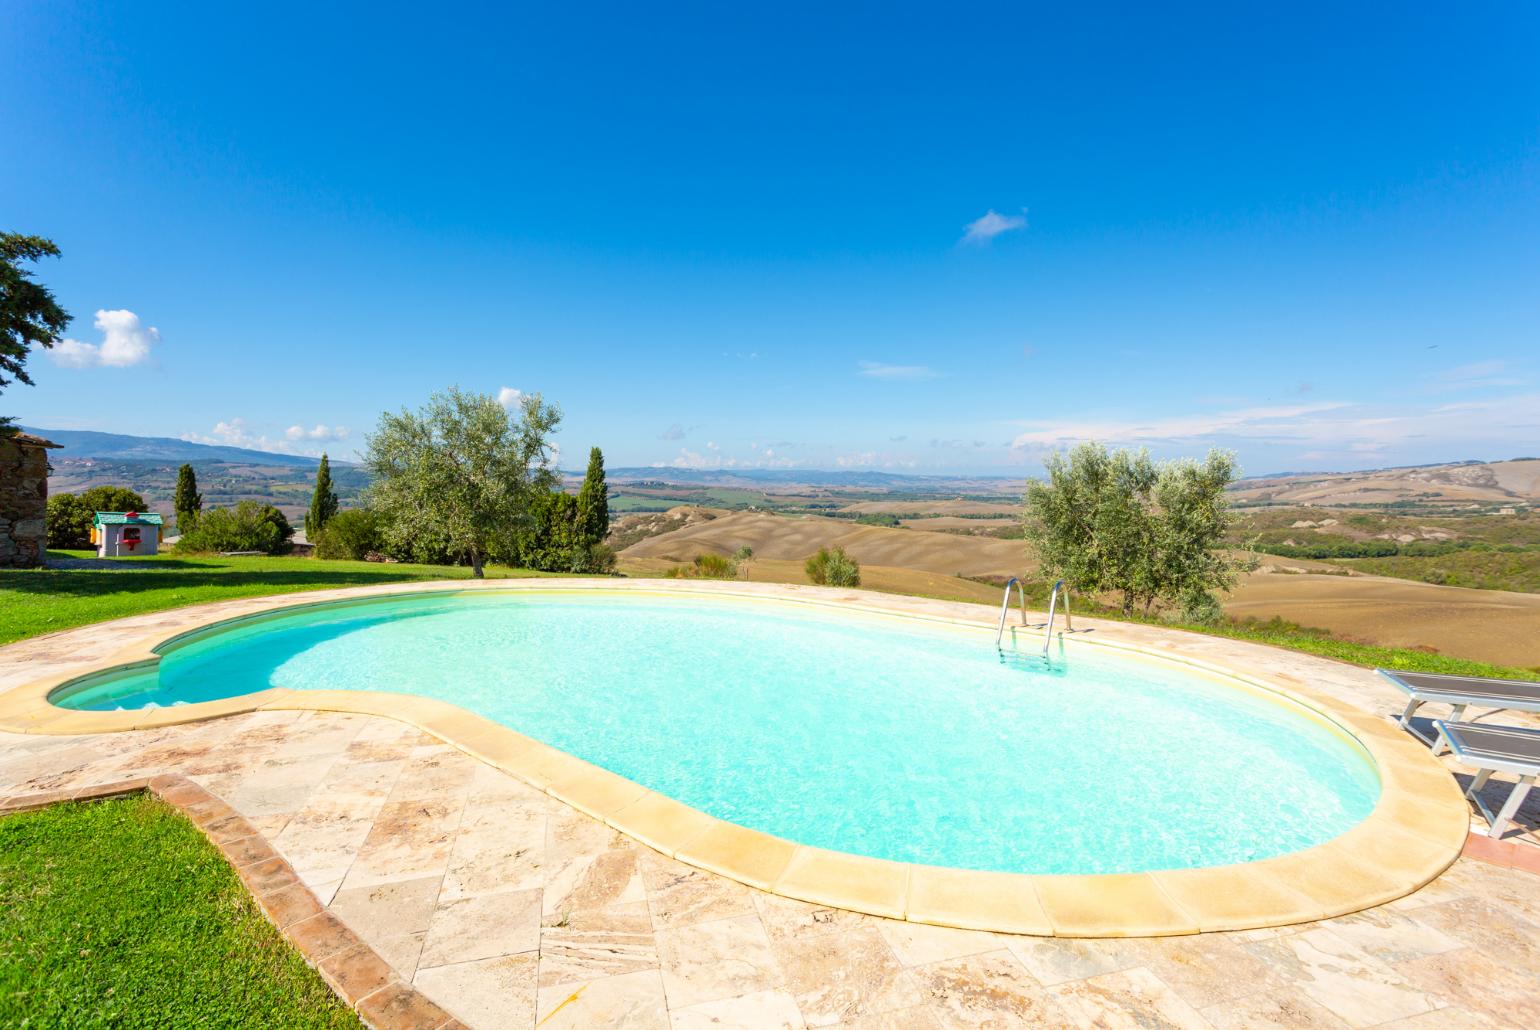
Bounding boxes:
4 3 1537 475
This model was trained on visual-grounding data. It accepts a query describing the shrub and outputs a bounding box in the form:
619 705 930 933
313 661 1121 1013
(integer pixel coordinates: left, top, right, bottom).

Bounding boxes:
585 543 618 575
176 501 294 555
732 545 754 579
45 493 94 548
513 489 617 573
312 509 384 560
665 553 738 579
805 546 861 587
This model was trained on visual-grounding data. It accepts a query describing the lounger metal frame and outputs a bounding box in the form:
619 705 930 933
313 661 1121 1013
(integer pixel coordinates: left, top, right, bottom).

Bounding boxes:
1434 720 1538 840
1377 668 1540 753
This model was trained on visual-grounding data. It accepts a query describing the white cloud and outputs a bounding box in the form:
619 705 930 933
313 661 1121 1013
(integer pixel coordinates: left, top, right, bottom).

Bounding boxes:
1010 402 1350 450
858 361 940 381
660 423 688 440
497 386 523 407
1009 394 1540 461
668 447 738 469
961 209 1027 245
1424 360 1524 392
49 309 159 369
285 424 349 442
182 418 340 457
832 450 919 469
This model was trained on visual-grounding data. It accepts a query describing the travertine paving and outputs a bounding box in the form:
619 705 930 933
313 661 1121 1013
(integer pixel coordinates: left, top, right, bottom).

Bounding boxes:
4 711 1539 1028
2 584 1538 1027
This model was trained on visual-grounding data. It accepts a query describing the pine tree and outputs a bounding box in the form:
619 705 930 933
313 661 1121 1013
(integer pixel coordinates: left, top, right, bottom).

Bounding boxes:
173 464 202 531
575 446 609 546
305 453 339 538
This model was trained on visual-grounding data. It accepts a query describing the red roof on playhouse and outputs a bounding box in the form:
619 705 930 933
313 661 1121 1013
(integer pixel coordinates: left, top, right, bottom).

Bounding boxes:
91 510 165 557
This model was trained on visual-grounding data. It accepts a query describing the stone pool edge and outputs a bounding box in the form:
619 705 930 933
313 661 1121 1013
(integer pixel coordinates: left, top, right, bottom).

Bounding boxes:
0 578 1470 938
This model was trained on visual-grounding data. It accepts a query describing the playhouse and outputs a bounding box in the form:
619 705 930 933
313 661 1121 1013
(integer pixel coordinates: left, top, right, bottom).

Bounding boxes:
92 511 165 557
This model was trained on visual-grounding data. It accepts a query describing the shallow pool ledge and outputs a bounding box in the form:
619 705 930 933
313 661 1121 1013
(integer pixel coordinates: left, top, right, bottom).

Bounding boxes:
0 578 1471 936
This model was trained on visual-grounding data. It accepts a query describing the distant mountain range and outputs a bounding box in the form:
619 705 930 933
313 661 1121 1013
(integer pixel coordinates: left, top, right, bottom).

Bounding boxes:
32 426 1537 511
22 427 324 468
27 427 1023 490
600 468 1022 491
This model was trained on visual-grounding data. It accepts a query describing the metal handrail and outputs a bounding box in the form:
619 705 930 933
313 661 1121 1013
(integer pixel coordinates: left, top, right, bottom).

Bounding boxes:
994 577 1028 648
1042 578 1072 656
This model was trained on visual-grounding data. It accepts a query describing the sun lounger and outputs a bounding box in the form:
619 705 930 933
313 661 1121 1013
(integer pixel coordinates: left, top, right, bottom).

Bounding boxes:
1434 720 1539 840
1377 669 1540 751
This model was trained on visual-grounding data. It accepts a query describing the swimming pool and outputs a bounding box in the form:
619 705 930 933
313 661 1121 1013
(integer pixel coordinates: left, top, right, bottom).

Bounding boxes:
52 590 1379 876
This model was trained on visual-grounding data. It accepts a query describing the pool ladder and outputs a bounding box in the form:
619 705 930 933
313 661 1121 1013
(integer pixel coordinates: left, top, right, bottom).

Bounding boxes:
995 578 1073 657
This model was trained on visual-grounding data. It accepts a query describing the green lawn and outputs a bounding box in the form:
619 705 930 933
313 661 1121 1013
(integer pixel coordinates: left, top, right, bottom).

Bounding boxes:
0 794 359 1028
0 550 566 647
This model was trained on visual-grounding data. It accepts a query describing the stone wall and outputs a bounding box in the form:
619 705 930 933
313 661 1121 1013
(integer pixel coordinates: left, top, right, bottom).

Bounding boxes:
0 434 55 568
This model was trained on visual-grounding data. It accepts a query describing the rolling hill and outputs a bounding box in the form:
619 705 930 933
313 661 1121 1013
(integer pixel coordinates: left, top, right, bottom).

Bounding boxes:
29 427 363 522
1232 458 1540 509
619 509 1030 579
22 427 325 467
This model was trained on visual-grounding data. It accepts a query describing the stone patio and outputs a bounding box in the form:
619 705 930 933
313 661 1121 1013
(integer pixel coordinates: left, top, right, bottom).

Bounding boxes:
2 587 1538 1027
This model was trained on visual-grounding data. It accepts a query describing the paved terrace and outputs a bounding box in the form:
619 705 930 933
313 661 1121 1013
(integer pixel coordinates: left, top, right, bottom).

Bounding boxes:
2 585 1538 1028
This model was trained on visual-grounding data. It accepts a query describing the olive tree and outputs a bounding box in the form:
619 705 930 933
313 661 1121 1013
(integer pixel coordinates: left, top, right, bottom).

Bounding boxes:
1150 451 1254 619
1024 442 1251 618
1023 444 1157 614
364 387 561 578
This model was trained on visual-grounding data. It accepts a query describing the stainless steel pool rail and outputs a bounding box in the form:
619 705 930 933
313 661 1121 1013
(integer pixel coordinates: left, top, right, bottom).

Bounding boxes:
994 577 1028 648
1042 579 1073 658
996 577 1075 657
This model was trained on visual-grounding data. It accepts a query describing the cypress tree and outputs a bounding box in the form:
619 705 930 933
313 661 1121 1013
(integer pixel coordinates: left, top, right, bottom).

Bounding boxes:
575 446 609 546
305 453 339 538
173 464 202 531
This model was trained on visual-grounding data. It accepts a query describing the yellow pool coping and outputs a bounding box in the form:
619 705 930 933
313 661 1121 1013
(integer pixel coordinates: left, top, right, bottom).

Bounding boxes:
0 579 1470 937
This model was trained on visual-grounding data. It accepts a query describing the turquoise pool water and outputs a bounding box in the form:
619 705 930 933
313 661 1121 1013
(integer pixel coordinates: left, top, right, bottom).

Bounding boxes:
54 592 1379 874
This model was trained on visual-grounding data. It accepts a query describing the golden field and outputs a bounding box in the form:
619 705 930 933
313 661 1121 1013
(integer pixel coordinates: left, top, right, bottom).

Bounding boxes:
615 505 1540 668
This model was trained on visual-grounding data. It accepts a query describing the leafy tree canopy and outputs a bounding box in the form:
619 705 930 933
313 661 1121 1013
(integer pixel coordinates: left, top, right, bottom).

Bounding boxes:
45 494 94 549
0 233 71 394
1023 442 1253 619
364 386 561 578
79 485 148 513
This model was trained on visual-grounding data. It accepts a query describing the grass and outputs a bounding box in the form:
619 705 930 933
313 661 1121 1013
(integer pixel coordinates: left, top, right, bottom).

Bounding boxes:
0 794 359 1028
988 578 1540 681
0 550 566 647
1154 615 1540 681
